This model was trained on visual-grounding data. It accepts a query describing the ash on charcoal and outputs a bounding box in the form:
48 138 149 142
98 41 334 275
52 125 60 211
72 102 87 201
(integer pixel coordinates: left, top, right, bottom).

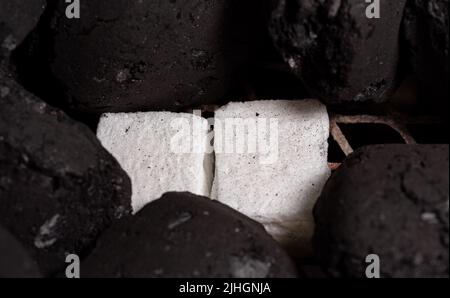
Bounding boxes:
0 0 46 58
402 0 449 112
25 0 256 113
212 99 330 257
314 144 449 278
0 225 41 278
229 256 271 278
82 192 298 278
97 112 214 213
34 214 60 249
0 68 132 276
268 0 406 104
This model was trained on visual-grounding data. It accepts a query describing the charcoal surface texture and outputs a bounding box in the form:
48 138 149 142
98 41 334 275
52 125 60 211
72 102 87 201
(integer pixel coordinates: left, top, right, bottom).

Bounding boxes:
314 144 449 278
0 68 132 276
83 192 299 278
268 0 406 104
403 0 449 110
0 225 41 278
39 0 253 113
0 0 46 57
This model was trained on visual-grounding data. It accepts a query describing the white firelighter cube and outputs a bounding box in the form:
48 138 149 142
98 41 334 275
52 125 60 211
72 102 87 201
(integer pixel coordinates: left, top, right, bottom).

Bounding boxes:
97 112 213 213
212 99 331 256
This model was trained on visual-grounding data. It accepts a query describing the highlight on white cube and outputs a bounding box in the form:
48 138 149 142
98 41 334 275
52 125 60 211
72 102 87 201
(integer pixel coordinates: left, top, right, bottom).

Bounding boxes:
212 99 331 256
97 111 214 213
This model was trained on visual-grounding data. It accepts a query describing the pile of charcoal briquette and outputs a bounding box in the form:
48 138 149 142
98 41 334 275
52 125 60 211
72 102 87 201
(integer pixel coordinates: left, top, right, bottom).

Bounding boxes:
0 0 448 278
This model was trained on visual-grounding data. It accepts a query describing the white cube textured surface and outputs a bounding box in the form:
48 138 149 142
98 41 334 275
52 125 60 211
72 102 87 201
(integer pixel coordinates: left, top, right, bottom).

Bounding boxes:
212 99 331 255
97 112 213 213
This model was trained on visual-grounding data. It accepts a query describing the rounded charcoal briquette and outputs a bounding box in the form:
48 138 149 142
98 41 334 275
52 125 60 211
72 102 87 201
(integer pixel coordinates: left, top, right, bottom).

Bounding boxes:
268 0 406 104
82 192 299 278
403 0 449 110
313 145 449 278
0 0 46 57
0 225 41 278
45 0 250 113
0 68 132 277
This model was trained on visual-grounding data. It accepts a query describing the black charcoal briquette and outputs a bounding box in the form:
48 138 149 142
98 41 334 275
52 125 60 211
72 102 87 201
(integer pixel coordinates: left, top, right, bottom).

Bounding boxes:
0 68 132 276
314 145 449 278
0 0 46 57
0 225 41 278
82 192 299 278
268 0 406 104
403 0 449 110
43 0 251 113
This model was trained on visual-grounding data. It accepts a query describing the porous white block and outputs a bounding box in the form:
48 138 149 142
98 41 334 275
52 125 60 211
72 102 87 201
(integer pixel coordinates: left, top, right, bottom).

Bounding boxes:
97 112 213 213
212 99 331 256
